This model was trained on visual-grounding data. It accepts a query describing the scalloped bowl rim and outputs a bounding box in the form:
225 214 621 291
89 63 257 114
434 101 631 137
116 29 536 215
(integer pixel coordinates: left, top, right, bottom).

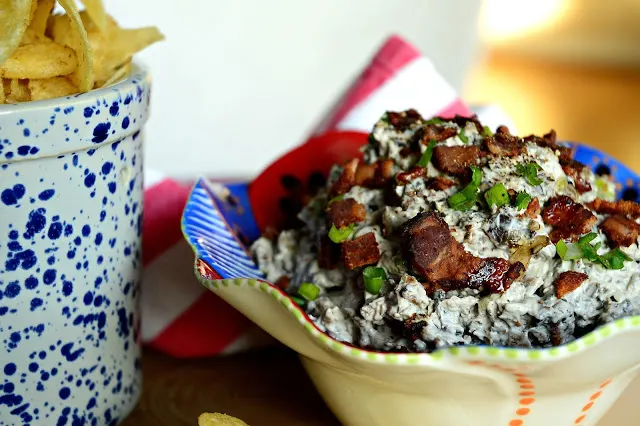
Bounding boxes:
185 211 640 366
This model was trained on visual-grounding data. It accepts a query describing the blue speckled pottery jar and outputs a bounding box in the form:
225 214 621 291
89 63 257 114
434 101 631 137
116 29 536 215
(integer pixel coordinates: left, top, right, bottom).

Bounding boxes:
0 65 150 425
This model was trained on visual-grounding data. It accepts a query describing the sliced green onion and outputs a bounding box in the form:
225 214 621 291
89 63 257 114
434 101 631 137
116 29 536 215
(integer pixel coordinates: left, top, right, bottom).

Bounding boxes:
482 125 493 137
556 239 568 258
328 223 354 243
448 185 477 211
380 113 390 123
363 266 387 295
516 162 544 186
484 183 510 208
470 166 483 186
599 249 633 270
556 240 583 260
328 194 344 205
595 177 615 200
290 295 306 305
515 192 532 210
416 141 437 167
458 130 469 144
578 233 598 245
448 167 483 211
368 134 377 144
298 282 321 301
424 117 443 125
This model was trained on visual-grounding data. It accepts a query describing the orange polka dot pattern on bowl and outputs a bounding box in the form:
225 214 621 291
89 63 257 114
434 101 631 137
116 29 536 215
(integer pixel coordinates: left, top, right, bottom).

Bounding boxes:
467 361 536 426
573 379 612 424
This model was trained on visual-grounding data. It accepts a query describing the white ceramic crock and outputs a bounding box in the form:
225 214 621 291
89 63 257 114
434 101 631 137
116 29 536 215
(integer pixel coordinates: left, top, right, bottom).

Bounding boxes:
0 66 150 425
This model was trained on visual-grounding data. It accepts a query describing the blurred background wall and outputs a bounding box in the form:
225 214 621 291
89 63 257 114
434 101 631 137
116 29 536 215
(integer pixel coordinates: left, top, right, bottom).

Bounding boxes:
104 0 639 178
105 0 483 179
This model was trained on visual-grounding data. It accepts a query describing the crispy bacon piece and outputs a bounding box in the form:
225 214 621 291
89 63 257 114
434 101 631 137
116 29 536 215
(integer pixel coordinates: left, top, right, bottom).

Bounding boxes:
400 213 482 288
274 276 290 290
555 271 588 298
420 125 458 144
484 132 524 157
376 159 394 183
330 158 359 197
496 125 511 135
600 215 640 248
469 258 525 293
354 159 395 188
317 235 340 269
561 159 592 194
387 109 423 131
399 213 522 292
525 197 541 219
524 129 574 162
354 163 376 187
327 198 366 228
341 232 381 270
432 145 481 175
542 196 597 242
451 114 483 133
396 167 427 185
589 198 640 219
425 176 457 191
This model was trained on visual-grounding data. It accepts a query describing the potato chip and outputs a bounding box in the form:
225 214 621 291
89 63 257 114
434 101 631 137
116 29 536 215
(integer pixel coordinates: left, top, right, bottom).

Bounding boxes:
94 26 163 84
100 59 130 87
198 413 249 426
5 78 30 103
29 0 55 36
0 0 33 66
29 76 77 100
80 0 107 34
1 42 77 79
20 27 50 45
56 0 94 91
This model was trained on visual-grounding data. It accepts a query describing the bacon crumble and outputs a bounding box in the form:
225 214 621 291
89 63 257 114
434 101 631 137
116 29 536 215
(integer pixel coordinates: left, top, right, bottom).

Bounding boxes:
589 198 640 219
561 159 592 194
542 196 597 242
599 215 640 248
341 232 381 270
327 198 366 228
400 212 524 293
555 271 588 298
432 145 481 176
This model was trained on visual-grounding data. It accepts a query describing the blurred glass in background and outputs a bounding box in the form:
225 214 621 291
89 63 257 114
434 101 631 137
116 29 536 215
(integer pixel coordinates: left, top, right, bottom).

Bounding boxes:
468 0 640 171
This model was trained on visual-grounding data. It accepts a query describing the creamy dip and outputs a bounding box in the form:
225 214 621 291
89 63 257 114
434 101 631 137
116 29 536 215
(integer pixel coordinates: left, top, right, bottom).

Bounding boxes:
251 110 640 352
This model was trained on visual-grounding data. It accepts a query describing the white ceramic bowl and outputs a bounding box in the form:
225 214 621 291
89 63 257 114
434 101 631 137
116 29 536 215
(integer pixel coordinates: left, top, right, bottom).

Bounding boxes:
0 65 150 425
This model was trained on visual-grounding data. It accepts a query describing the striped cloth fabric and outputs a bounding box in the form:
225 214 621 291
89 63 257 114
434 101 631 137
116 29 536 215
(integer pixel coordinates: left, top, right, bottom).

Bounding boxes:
140 34 480 357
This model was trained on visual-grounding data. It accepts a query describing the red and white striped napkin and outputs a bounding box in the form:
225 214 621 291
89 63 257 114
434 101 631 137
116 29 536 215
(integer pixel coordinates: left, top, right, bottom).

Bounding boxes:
140 35 487 358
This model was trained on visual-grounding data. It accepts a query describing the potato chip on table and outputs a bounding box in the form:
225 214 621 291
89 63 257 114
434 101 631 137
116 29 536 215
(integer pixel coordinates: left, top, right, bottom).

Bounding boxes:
0 0 164 104
198 413 250 426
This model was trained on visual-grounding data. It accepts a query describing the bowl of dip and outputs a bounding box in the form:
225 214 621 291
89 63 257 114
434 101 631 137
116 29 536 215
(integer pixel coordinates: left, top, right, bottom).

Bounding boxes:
182 113 640 426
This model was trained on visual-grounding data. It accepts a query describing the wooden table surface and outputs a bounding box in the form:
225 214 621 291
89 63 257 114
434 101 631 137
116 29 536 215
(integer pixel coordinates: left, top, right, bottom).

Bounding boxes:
123 54 640 426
